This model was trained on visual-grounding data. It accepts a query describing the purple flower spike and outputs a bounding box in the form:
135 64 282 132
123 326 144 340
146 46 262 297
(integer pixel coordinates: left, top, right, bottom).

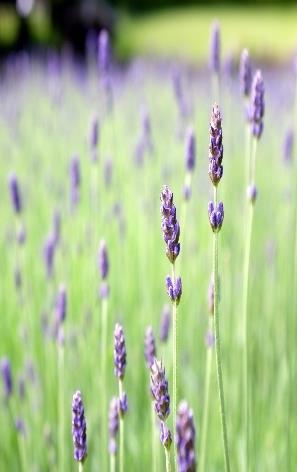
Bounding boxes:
118 392 128 418
159 304 171 343
108 396 119 454
114 323 127 380
160 186 181 263
166 276 182 305
208 104 223 186
250 70 265 140
150 359 170 422
98 240 109 280
43 234 55 279
98 29 110 75
185 127 196 172
0 357 13 398
210 21 220 75
239 49 252 98
99 281 110 300
8 173 22 214
144 326 157 368
160 422 172 450
208 201 224 232
247 184 257 204
283 129 294 165
70 156 80 207
55 284 67 325
72 390 87 463
176 401 196 472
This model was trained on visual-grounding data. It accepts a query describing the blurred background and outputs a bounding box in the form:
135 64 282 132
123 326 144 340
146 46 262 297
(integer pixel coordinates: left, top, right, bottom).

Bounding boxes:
1 0 297 64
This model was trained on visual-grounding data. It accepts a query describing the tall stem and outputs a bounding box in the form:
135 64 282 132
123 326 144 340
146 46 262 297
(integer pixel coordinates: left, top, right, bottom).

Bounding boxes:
58 344 65 472
101 297 108 468
78 462 84 472
151 402 157 472
199 317 214 472
119 379 124 472
213 186 230 472
172 262 177 471
110 453 116 472
165 447 172 472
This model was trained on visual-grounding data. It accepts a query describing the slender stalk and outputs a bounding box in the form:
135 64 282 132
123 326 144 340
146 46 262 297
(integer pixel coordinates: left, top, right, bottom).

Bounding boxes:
101 297 109 469
165 447 172 472
245 122 251 189
243 137 257 472
151 402 157 472
110 453 116 472
213 186 230 472
199 317 214 472
171 262 177 471
119 379 124 472
58 344 65 472
78 462 84 472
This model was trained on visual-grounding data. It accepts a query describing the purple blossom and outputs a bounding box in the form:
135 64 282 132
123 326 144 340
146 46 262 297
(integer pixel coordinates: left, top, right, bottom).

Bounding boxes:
43 234 55 279
210 21 220 75
159 304 171 343
99 281 110 300
8 172 22 214
249 70 265 139
160 421 172 450
98 240 109 280
239 49 252 97
114 323 127 380
144 326 157 368
0 357 13 398
208 104 223 186
98 29 110 75
118 392 128 418
247 184 257 204
160 186 180 263
108 397 119 455
150 359 170 422
208 201 224 232
166 276 182 305
72 391 87 463
185 127 196 172
176 401 196 472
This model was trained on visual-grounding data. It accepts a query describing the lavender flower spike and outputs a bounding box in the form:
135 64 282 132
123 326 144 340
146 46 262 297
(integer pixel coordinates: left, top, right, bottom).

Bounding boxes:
185 127 196 172
108 396 119 455
160 421 172 450
8 173 22 214
210 21 220 75
55 284 67 325
208 201 224 233
159 304 171 343
98 240 109 280
166 276 182 305
150 359 170 422
239 49 252 98
43 234 55 279
176 401 196 472
0 357 13 398
160 186 180 263
114 323 127 380
72 391 87 463
144 326 157 368
250 70 265 139
98 29 110 75
208 104 223 186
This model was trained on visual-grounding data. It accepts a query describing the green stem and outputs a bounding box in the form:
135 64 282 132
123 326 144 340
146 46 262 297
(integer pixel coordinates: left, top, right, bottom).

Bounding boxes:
199 317 214 472
172 262 177 472
119 379 124 472
213 186 230 472
151 402 157 472
78 461 84 472
101 297 109 468
58 344 65 472
110 453 116 472
165 446 172 472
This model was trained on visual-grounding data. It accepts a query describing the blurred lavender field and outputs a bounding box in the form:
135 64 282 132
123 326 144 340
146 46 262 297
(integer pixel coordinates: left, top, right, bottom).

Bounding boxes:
0 26 297 471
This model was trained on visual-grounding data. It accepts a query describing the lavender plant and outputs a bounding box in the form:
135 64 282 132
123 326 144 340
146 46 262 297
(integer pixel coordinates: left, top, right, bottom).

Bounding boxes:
243 70 264 471
176 401 197 472
207 104 230 471
72 390 87 471
150 359 172 472
209 22 221 102
114 323 127 472
160 185 182 470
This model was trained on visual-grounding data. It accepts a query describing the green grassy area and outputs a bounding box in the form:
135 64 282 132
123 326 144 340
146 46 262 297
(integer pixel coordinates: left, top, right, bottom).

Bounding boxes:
116 6 297 63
